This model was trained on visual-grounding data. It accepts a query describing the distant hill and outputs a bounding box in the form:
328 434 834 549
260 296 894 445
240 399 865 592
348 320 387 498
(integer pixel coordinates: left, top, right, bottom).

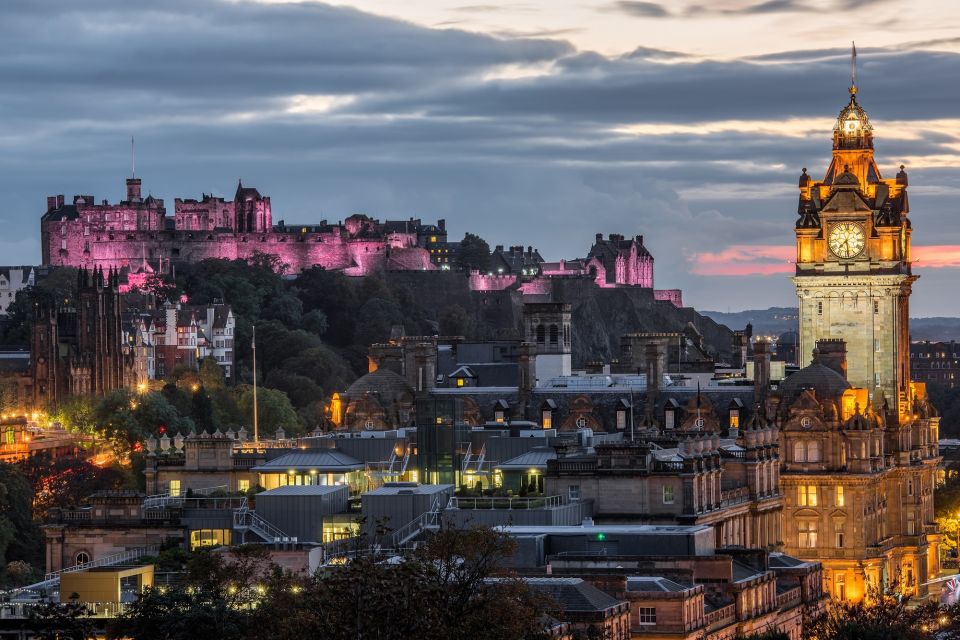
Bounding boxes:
702 307 960 342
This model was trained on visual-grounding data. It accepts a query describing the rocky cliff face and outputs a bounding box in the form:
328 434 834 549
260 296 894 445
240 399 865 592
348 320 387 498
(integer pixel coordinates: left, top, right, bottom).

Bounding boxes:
382 271 737 366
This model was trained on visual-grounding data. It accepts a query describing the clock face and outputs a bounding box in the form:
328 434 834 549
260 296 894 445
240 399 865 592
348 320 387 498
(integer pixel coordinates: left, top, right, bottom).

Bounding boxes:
828 222 865 259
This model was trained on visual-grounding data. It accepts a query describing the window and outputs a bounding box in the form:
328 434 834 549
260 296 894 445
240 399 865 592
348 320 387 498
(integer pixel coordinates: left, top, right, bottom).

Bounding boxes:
190 529 232 550
638 607 657 625
169 480 181 497
549 324 559 345
663 486 675 504
542 410 552 429
729 412 740 429
568 485 581 501
817 301 823 316
456 378 465 388
835 573 846 600
874 300 879 314
835 521 845 548
836 486 845 507
238 479 250 492
494 410 505 423
907 478 914 496
75 551 91 565
875 339 881 352
798 484 818 506
616 410 627 431
798 520 818 548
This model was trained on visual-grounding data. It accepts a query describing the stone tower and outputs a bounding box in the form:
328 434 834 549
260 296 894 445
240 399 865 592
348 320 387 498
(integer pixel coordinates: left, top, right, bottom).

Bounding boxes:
792 84 914 425
522 302 572 383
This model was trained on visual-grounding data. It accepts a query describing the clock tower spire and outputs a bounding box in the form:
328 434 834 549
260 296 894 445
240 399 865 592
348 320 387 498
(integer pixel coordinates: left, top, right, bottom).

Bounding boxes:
793 75 914 425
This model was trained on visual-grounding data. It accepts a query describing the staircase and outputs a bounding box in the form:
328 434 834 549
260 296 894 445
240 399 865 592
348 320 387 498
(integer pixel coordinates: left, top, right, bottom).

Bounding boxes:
390 494 445 548
7 546 159 597
233 500 295 543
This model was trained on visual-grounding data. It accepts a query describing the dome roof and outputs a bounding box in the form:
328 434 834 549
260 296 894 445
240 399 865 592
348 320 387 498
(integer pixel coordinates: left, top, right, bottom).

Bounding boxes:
345 367 414 400
777 331 799 346
778 363 851 407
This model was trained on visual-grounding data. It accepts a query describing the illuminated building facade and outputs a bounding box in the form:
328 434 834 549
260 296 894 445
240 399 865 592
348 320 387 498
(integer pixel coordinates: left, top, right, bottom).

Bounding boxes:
786 84 941 601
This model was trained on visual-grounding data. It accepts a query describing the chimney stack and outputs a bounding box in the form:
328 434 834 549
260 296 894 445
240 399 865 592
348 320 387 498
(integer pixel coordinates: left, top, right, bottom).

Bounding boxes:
126 178 142 203
814 339 848 379
752 340 770 403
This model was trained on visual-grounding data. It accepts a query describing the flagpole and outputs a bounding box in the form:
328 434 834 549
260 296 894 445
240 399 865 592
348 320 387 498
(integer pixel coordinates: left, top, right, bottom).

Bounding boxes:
252 324 259 443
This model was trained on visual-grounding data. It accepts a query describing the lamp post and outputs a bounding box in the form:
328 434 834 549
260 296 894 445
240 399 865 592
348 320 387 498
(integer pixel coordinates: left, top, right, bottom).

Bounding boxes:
252 324 259 443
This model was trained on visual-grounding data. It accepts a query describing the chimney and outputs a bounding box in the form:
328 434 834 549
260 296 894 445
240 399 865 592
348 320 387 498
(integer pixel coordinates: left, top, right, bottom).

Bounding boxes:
47 196 58 211
595 233 603 244
438 219 445 231
126 178 142 203
753 340 770 403
814 339 848 379
519 342 537 395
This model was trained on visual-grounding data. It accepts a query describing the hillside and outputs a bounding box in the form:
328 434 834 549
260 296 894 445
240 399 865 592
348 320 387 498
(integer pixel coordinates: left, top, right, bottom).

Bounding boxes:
702 307 960 342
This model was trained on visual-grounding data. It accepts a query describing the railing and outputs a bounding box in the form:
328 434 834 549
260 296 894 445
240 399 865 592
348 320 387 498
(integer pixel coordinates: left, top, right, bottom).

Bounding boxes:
449 495 564 510
720 487 751 508
651 460 684 472
553 461 597 473
143 485 229 509
776 586 802 609
45 546 159 581
0 601 128 620
233 504 294 543
61 508 93 522
390 494 444 548
232 457 259 469
704 603 736 629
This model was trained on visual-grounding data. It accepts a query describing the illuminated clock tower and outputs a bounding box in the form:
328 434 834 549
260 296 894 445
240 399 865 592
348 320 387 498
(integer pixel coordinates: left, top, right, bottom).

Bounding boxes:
792 83 914 423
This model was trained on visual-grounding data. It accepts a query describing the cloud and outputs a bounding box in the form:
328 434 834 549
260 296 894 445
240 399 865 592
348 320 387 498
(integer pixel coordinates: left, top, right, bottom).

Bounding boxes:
610 1 671 17
1 1 960 316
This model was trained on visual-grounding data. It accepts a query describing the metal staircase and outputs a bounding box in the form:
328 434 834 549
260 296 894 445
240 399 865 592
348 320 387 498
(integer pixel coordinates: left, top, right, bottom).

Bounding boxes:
390 494 445 548
233 500 295 543
6 546 159 597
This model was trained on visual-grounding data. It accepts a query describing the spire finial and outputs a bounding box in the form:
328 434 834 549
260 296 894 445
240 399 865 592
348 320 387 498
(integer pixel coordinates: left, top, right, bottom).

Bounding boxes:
849 41 857 95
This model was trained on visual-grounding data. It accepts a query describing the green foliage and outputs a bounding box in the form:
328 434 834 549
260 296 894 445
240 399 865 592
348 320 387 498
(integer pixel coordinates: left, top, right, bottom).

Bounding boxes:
92 390 194 457
19 452 126 520
236 385 301 437
112 528 553 640
28 600 95 640
439 303 472 337
354 297 405 347
803 582 948 640
456 232 492 272
0 463 38 566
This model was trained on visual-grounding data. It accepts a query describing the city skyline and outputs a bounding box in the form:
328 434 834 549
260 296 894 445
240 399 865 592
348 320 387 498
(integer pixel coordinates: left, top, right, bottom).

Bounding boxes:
4 1 960 314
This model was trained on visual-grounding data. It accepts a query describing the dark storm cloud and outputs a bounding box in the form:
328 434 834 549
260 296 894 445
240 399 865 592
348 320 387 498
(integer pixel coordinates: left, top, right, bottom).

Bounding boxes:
0 0 957 314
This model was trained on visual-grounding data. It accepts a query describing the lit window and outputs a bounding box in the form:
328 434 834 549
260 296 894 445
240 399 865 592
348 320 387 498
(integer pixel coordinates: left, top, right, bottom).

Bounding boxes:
456 378 465 388
663 486 675 505
798 520 818 548
542 411 552 429
238 479 250 492
494 410 505 423
836 486 845 507
729 412 739 429
798 484 817 506
430 236 437 243
169 480 181 497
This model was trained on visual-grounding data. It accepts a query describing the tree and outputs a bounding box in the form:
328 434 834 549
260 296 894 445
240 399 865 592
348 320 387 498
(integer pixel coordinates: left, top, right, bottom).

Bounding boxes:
19 452 125 520
299 309 329 337
236 385 302 436
0 463 38 566
293 267 359 346
28 601 95 640
456 232 491 272
439 303 472 337
803 582 943 640
354 298 405 348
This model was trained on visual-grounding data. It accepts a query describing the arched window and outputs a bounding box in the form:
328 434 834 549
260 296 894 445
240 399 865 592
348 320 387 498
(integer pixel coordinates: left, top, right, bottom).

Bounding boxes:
549 325 559 345
536 325 545 344
794 441 807 462
807 440 821 463
75 551 91 566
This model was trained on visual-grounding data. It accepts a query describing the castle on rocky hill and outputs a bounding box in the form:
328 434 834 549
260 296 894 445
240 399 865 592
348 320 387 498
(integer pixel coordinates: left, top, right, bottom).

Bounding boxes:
41 175 681 306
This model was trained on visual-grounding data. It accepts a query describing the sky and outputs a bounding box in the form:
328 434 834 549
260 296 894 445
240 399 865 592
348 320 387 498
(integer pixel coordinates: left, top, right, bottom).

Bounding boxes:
3 1 960 315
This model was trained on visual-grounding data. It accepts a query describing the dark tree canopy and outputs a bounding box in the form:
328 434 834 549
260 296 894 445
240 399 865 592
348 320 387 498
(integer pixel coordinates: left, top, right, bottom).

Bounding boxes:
456 232 492 272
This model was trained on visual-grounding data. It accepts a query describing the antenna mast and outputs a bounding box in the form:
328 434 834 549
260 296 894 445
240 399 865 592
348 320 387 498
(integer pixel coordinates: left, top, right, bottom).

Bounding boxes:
131 136 136 178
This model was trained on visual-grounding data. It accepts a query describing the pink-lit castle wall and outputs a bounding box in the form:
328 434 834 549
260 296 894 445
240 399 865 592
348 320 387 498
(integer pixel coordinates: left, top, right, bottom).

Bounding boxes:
41 176 681 306
41 178 435 276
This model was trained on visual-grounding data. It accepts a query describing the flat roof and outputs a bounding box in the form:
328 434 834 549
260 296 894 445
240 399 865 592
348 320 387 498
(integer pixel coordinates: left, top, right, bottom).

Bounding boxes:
498 524 713 536
258 485 348 497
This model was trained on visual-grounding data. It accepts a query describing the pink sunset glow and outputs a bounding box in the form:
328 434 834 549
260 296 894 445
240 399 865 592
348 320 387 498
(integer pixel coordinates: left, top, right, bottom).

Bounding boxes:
690 244 960 277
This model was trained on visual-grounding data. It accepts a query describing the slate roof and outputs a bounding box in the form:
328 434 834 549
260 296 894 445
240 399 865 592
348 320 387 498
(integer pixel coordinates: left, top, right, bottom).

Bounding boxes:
496 447 557 471
778 363 851 406
258 484 347 497
344 368 414 399
253 450 363 472
518 578 626 612
626 577 690 593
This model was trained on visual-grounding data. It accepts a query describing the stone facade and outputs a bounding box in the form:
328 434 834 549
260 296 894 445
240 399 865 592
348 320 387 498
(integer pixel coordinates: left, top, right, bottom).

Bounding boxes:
788 86 941 601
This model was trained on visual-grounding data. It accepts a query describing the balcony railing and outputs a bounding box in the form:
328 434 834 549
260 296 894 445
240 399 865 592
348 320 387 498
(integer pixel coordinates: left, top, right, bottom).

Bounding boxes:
449 495 564 510
704 603 736 629
776 586 802 609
